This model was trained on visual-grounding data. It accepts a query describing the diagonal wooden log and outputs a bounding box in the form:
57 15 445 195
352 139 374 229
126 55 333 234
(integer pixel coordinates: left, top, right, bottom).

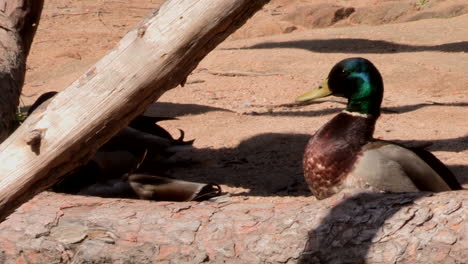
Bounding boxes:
0 191 465 263
0 0 43 142
0 0 270 222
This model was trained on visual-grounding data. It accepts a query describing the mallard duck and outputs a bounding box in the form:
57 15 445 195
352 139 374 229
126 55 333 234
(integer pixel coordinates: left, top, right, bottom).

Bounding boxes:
28 91 216 201
296 57 462 200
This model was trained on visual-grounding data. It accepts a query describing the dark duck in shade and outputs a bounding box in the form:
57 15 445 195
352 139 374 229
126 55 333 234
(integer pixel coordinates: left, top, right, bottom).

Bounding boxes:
25 91 221 202
296 57 462 200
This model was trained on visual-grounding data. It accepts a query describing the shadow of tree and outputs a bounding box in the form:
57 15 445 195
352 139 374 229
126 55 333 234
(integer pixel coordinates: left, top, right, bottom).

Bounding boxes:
298 192 427 263
149 98 468 121
239 39 468 54
243 101 468 117
145 102 232 117
383 102 468 114
391 135 468 153
20 101 232 118
169 133 312 196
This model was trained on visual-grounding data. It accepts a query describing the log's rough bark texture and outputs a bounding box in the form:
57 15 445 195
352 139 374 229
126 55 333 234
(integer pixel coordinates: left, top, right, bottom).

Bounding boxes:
0 0 270 222
0 191 465 263
0 0 43 142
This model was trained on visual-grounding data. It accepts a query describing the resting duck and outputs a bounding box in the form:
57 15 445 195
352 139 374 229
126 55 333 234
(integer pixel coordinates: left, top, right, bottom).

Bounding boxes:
27 91 220 202
296 57 462 200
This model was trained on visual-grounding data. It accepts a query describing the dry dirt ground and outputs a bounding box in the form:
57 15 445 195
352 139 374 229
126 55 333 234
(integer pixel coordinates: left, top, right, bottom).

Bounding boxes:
22 0 468 200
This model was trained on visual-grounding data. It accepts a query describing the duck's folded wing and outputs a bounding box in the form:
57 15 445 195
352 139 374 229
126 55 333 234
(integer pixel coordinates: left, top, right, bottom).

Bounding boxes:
408 147 462 190
372 142 454 192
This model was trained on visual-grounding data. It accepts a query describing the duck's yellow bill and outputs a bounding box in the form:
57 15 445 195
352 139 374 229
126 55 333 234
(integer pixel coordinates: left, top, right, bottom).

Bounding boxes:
295 79 332 102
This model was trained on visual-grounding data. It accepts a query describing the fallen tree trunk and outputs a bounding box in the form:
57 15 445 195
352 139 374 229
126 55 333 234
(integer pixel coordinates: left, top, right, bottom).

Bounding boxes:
0 191 465 263
0 0 270 222
0 0 43 142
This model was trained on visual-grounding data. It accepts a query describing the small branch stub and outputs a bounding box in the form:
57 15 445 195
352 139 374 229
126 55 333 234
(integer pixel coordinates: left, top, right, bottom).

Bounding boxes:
137 25 147 38
25 128 46 154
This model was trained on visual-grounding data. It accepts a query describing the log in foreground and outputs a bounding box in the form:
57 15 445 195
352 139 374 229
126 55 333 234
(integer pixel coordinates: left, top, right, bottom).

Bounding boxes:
0 0 270 222
0 191 465 263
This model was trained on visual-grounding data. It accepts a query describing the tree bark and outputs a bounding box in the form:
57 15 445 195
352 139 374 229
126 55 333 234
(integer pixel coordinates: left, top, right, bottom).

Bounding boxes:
0 191 465 263
0 0 43 142
0 0 270 222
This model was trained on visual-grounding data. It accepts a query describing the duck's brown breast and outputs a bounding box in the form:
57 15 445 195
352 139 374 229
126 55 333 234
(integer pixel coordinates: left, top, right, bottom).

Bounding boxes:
303 112 376 199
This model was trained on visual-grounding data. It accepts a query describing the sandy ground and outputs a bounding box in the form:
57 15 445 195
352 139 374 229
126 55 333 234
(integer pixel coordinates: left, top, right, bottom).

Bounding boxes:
22 0 468 200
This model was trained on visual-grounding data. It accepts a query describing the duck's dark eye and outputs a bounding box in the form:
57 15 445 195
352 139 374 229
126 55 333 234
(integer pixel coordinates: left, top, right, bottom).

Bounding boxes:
341 70 350 76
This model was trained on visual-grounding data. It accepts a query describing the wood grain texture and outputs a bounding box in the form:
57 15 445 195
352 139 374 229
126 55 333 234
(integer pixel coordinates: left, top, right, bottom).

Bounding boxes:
0 0 270 222
0 191 465 263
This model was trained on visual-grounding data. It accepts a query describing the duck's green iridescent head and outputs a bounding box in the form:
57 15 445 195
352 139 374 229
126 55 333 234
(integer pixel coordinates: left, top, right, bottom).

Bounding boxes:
296 57 384 117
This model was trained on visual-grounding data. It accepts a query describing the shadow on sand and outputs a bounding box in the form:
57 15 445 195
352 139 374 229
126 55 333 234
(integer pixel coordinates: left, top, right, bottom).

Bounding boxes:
242 101 468 118
238 38 468 54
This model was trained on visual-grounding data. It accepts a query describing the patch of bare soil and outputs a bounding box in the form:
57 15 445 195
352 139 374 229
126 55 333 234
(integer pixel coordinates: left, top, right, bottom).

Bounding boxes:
22 0 468 200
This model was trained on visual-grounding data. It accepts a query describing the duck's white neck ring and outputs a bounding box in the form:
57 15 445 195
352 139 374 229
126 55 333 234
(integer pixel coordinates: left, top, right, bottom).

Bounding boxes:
343 110 372 118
